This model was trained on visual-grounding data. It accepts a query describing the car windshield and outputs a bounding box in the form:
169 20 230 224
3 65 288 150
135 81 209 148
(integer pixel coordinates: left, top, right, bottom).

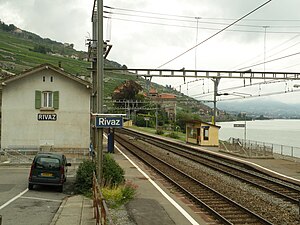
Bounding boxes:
35 156 60 170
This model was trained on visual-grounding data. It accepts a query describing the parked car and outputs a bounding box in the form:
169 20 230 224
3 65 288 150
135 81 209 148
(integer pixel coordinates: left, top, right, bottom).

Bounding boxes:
28 152 71 192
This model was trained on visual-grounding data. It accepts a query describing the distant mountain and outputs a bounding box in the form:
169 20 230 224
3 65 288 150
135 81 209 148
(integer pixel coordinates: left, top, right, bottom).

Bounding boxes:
217 99 300 118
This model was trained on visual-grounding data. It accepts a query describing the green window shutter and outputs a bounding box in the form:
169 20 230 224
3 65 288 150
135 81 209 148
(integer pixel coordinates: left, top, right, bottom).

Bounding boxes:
53 91 59 109
35 90 41 109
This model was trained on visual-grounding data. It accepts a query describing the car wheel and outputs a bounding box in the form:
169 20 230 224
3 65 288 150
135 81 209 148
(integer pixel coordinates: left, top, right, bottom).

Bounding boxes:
58 186 63 193
28 184 34 190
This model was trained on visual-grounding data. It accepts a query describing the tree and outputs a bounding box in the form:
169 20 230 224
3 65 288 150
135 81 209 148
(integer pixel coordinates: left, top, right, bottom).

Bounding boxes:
112 80 143 101
176 110 201 132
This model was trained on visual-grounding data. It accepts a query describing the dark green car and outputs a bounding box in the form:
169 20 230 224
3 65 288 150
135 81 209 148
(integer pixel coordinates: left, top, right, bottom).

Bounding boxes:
28 152 71 192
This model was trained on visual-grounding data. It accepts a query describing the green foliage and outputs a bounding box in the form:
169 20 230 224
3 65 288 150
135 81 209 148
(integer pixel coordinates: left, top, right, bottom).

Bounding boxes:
31 45 52 54
75 159 96 195
155 129 164 135
101 181 137 208
176 110 202 132
0 21 16 32
103 153 125 187
166 132 180 139
112 80 143 100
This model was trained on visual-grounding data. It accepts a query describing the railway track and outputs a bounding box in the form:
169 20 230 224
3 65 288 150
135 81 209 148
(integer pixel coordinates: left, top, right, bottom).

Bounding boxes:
115 133 273 225
117 129 300 205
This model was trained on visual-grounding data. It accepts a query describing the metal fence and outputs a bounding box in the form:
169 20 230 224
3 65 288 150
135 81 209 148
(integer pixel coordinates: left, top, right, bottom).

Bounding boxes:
92 172 114 225
222 137 300 159
0 148 90 164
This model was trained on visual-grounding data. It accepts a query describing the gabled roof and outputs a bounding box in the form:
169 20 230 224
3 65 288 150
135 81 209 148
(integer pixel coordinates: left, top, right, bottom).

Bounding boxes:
186 119 221 128
158 93 176 99
149 88 157 94
1 63 91 88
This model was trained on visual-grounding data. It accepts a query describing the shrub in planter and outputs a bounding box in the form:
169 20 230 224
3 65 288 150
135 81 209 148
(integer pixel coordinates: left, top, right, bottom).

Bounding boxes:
75 159 96 195
103 153 125 187
102 181 138 208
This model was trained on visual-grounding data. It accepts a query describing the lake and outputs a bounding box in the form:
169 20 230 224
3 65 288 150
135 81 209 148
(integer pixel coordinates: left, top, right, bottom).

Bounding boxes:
217 119 300 157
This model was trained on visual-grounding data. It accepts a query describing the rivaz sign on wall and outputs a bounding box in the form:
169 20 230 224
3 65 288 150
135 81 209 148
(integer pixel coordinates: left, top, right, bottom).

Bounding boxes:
95 116 123 128
38 114 57 121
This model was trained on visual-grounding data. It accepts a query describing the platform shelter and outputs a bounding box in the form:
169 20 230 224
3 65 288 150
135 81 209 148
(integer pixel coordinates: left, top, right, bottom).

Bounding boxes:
186 120 220 147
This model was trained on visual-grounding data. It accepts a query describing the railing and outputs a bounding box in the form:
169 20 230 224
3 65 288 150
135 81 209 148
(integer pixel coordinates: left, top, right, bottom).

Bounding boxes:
0 149 38 163
0 148 90 164
221 137 300 159
220 138 273 158
92 172 114 225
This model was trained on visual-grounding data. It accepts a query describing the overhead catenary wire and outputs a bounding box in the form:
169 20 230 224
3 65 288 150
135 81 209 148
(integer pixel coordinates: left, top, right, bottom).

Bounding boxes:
104 16 300 34
237 51 300 71
156 0 273 69
104 5 300 23
104 10 300 29
215 88 300 102
230 34 300 70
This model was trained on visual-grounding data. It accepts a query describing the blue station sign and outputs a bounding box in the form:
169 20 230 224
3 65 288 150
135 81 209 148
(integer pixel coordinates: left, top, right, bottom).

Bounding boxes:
95 116 123 128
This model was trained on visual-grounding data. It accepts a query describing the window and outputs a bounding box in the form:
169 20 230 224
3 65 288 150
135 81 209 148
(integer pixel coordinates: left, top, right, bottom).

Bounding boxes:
43 91 53 108
203 127 209 140
35 90 59 109
35 157 60 170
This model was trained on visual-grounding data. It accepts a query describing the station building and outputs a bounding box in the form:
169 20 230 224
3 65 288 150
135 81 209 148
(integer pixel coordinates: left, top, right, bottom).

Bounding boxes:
186 120 220 147
0 63 91 151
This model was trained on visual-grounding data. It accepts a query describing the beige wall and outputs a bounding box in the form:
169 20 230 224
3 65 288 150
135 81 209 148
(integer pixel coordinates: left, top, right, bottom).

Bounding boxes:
1 69 90 150
186 122 219 147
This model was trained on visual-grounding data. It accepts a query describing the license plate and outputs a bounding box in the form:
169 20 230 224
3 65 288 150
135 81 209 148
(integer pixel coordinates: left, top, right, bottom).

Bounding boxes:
41 172 53 177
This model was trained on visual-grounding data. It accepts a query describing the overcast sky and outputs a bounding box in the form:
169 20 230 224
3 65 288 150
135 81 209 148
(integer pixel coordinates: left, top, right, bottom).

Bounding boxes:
1 0 300 104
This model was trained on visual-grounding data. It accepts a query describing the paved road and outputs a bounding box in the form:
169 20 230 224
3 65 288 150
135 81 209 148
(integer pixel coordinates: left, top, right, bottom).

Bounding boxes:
0 165 77 225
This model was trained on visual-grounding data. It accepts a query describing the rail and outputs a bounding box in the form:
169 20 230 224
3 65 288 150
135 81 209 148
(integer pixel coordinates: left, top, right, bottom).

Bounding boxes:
92 172 114 225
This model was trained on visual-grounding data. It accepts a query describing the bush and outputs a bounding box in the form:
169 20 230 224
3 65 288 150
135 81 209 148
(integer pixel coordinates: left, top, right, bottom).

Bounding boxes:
166 132 179 139
102 181 137 208
75 159 96 195
103 153 125 187
155 129 164 135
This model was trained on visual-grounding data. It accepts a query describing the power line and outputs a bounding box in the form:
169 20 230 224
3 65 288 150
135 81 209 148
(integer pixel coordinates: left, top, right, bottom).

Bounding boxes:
215 88 300 102
156 0 273 69
104 10 300 29
104 5 300 23
237 51 300 71
230 34 300 70
104 16 300 34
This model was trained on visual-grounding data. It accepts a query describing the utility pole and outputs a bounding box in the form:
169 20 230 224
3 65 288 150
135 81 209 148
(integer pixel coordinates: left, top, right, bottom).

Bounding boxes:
195 17 201 70
212 78 220 125
96 0 104 183
263 26 269 72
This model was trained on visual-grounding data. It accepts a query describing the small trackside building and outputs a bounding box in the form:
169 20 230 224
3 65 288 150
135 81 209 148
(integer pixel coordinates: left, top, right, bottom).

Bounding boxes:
186 120 220 147
0 63 91 151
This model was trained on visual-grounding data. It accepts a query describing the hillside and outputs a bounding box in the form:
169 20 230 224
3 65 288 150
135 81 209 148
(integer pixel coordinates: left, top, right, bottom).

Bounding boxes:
0 21 215 121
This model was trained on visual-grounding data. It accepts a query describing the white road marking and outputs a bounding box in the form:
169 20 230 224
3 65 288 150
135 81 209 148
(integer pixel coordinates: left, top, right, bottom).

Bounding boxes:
114 143 200 225
0 189 28 210
20 196 62 203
